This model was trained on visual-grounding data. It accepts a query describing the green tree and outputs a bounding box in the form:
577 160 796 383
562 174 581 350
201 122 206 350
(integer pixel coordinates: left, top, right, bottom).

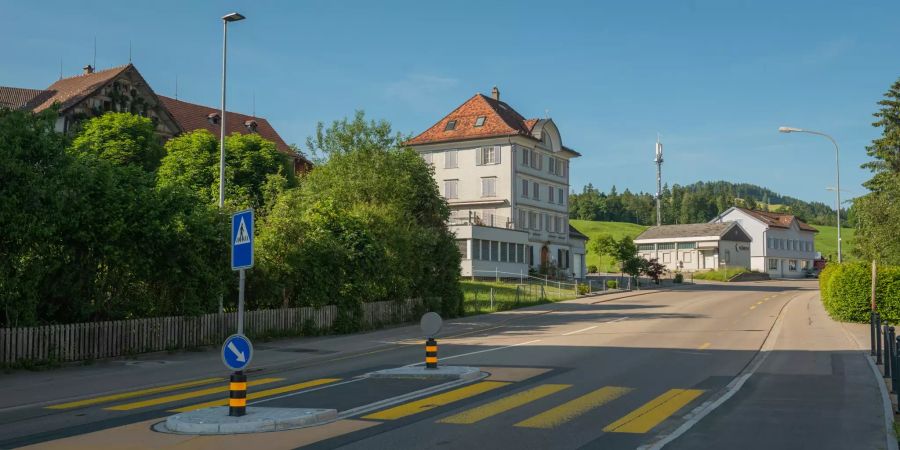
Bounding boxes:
69 112 164 171
855 77 900 264
157 130 295 212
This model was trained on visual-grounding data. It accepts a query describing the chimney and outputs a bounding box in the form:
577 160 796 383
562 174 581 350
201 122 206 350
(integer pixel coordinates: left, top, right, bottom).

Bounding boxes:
491 86 500 101
83 64 94 75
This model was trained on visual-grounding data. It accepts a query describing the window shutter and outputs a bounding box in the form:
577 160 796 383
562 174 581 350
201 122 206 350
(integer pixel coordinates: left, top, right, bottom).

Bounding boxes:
494 145 501 164
477 147 484 166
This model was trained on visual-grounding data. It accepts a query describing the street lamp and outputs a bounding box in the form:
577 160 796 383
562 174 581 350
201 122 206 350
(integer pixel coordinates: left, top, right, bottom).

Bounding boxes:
778 126 842 262
218 12 245 314
219 12 246 209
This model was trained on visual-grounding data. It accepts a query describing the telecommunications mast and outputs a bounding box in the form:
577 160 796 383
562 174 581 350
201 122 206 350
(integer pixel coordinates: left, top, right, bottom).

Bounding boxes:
654 135 663 226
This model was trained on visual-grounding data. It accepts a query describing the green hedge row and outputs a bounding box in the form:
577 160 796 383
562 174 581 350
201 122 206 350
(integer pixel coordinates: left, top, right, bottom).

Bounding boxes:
819 262 900 323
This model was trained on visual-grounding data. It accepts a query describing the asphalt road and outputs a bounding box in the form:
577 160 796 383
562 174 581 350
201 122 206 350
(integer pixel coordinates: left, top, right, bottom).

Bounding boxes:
0 280 887 450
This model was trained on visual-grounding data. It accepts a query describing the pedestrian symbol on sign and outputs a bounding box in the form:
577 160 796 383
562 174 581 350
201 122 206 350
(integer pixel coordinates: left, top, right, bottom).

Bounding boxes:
234 218 250 245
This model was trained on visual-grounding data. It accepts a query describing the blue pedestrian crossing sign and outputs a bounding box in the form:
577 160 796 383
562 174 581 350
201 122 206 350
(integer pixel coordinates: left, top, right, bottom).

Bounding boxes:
221 334 253 371
231 209 254 270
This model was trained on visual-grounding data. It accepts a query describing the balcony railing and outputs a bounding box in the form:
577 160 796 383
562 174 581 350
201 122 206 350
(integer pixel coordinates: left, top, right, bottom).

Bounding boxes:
449 211 513 229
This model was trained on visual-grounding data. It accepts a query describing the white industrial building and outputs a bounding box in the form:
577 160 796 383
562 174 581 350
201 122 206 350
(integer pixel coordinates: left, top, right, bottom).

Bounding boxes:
406 87 587 279
634 222 752 273
710 207 818 278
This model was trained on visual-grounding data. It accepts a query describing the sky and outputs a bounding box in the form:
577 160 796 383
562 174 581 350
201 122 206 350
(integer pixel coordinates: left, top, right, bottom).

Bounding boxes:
2 0 899 206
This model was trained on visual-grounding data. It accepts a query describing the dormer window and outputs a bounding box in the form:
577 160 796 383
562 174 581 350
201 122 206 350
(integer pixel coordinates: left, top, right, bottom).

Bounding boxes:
444 120 457 131
207 112 221 125
474 116 486 127
244 119 258 133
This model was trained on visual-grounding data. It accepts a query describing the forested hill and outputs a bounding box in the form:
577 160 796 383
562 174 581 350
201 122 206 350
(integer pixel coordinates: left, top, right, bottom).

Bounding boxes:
568 180 842 227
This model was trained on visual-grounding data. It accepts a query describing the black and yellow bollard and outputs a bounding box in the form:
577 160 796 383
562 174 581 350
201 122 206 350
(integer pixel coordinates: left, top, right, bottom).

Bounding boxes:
425 338 438 369
229 371 247 417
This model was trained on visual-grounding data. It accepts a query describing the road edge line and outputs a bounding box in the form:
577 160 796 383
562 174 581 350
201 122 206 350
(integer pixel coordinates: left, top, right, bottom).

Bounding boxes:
637 290 798 450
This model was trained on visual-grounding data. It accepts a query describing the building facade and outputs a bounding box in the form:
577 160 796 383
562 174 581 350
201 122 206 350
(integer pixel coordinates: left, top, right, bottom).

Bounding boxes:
710 207 818 278
406 87 586 278
0 63 311 172
634 223 752 273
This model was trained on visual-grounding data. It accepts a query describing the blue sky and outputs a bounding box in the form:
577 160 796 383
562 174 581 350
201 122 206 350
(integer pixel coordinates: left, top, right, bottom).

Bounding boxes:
2 0 898 205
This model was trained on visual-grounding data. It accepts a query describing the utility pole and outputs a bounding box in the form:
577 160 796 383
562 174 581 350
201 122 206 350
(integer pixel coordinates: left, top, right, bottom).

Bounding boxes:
654 135 664 226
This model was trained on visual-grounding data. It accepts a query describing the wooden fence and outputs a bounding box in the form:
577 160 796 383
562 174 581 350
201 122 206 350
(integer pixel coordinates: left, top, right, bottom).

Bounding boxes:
0 299 423 366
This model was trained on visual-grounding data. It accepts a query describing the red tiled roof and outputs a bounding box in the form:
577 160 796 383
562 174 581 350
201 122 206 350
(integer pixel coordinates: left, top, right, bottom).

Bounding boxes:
734 206 818 232
31 65 131 112
406 94 541 146
158 95 310 165
0 86 55 110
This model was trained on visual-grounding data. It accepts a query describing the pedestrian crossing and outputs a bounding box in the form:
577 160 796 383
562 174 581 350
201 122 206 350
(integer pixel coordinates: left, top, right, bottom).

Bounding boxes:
43 373 705 435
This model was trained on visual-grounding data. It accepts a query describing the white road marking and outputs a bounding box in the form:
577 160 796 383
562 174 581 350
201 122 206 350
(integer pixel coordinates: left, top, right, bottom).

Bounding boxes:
404 339 543 367
562 325 598 336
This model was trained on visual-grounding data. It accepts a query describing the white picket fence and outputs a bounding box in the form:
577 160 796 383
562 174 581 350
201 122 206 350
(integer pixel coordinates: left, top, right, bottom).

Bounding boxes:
0 299 422 366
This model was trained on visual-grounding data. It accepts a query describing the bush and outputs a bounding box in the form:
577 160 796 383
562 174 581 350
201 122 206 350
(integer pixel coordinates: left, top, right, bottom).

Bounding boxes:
674 273 684 284
607 280 618 289
819 262 900 323
577 283 590 295
588 265 598 274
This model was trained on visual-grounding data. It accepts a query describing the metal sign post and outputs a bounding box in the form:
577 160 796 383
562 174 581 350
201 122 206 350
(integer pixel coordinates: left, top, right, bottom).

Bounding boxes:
226 209 254 417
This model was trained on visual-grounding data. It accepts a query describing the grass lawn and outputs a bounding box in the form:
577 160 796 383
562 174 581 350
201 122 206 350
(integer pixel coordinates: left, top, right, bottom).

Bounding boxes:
813 225 856 261
692 268 751 281
569 220 648 272
460 280 577 315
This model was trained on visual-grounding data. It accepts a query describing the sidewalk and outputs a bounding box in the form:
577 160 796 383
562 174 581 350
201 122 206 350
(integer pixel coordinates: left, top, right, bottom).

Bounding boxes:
0 286 679 411
666 289 895 450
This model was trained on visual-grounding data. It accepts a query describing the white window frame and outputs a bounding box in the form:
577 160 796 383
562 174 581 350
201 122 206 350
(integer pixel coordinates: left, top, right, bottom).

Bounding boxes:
444 179 458 199
548 186 554 203
521 179 529 198
558 188 565 204
478 145 500 165
444 149 458 169
481 177 497 198
521 148 530 166
548 158 556 174
768 258 778 270
518 209 526 229
532 182 540 200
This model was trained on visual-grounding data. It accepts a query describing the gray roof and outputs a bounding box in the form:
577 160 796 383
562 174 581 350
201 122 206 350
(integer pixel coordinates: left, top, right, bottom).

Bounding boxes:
635 223 736 241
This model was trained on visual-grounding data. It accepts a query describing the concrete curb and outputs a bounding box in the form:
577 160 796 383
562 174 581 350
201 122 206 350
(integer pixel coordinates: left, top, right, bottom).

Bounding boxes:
367 365 481 381
163 406 337 435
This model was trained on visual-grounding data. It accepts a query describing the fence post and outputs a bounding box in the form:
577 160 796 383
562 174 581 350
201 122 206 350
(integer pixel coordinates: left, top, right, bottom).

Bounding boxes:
885 325 893 378
872 311 878 356
520 269 524 285
490 288 494 311
496 268 499 283
876 313 883 365
575 280 579 296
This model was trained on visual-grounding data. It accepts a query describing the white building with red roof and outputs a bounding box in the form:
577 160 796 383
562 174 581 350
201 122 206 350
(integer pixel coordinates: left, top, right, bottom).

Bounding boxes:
407 87 586 279
710 206 819 278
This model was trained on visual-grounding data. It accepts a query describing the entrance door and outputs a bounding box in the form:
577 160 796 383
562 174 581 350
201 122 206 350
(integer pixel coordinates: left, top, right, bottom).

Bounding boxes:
540 246 549 267
703 252 715 269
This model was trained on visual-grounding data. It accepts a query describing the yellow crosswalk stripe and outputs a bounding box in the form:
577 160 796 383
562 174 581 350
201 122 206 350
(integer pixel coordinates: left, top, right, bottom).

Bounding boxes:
603 388 704 434
169 378 341 412
104 377 283 411
515 386 633 429
362 381 510 421
45 377 222 410
438 384 571 424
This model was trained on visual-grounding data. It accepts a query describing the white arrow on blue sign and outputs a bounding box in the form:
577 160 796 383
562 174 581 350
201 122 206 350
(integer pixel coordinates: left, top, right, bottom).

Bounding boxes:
221 334 253 371
231 209 254 270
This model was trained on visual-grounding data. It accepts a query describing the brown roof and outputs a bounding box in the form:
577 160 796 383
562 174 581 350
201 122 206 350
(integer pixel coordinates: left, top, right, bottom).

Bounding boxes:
31 65 132 112
733 206 818 232
406 94 542 146
0 86 55 110
158 95 309 165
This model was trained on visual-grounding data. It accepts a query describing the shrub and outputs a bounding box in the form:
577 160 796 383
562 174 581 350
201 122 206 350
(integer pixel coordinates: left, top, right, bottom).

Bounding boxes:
674 273 684 284
607 280 618 289
577 283 590 295
588 265 598 274
819 262 900 323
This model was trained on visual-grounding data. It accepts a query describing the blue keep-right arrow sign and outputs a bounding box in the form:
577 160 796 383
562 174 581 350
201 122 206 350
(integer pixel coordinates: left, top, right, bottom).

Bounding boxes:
221 334 253 371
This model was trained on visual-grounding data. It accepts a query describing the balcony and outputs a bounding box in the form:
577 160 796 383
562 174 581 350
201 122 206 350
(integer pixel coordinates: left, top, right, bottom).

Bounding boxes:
449 211 513 229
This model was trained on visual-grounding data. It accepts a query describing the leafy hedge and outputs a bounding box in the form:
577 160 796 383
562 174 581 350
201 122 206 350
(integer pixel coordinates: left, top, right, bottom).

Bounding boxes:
820 262 900 323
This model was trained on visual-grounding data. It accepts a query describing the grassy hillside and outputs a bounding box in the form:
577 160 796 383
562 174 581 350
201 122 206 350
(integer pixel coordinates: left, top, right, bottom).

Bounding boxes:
813 225 856 261
570 220 648 273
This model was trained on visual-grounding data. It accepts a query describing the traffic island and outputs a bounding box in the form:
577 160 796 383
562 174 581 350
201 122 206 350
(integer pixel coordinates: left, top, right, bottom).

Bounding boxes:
367 365 482 381
162 406 337 435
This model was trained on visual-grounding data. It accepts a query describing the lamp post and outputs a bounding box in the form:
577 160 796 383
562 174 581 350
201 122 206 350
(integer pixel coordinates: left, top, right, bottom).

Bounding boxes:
218 12 245 314
778 126 842 262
